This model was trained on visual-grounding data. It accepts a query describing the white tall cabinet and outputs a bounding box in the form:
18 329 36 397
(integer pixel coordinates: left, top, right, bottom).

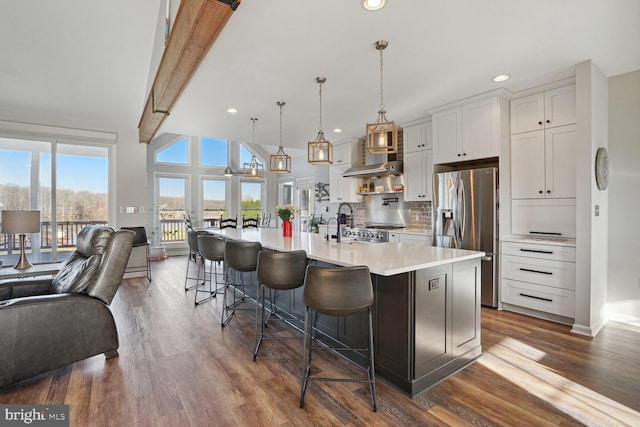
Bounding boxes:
502 83 578 324
403 121 433 202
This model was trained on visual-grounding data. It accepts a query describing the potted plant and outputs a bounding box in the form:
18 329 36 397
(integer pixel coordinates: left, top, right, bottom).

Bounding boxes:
308 216 323 233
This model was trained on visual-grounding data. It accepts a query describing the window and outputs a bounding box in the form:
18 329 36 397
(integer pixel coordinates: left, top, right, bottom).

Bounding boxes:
0 137 109 265
200 137 228 167
156 176 187 243
155 137 188 164
202 179 226 227
240 181 262 219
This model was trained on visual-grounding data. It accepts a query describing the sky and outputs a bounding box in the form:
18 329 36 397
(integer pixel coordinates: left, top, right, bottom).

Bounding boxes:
0 149 108 193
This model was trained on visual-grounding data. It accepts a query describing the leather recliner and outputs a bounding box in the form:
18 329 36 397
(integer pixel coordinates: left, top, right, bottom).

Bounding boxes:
0 226 134 387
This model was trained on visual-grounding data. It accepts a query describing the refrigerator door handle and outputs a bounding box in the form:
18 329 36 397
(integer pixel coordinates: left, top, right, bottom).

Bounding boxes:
456 178 465 246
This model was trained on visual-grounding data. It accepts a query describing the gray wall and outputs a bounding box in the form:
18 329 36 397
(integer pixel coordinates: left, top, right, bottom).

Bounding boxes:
608 69 640 325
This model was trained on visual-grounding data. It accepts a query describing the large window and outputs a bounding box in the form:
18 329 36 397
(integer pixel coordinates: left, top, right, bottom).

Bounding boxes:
202 178 226 227
240 181 262 219
0 137 109 265
155 176 187 243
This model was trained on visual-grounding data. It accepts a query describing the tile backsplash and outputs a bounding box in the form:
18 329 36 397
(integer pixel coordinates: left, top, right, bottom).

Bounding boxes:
351 200 431 230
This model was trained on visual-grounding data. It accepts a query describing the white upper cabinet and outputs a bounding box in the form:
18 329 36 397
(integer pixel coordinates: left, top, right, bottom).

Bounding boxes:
404 149 433 202
511 124 577 199
432 108 462 163
432 96 504 164
332 139 359 165
404 121 432 153
510 85 576 134
329 164 362 203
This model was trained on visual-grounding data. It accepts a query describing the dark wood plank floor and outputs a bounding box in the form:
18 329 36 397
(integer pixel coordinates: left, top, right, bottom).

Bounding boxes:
1 256 639 426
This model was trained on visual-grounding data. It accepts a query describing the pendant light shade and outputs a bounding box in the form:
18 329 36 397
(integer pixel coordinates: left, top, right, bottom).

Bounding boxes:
308 77 333 165
366 40 398 155
270 101 292 173
244 118 264 178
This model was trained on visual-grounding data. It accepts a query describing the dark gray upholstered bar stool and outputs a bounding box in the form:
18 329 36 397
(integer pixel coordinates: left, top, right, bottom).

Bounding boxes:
221 240 262 326
299 265 377 412
253 250 308 361
184 230 207 291
194 234 226 305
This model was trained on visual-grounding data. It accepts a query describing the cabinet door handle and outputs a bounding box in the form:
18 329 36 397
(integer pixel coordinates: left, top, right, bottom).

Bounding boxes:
529 231 562 236
519 293 553 302
457 153 461 157
519 267 552 275
546 190 551 193
539 190 543 194
546 119 551 124
520 248 554 254
538 121 543 125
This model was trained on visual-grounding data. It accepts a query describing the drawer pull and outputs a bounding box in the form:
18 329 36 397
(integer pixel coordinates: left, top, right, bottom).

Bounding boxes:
519 267 552 275
520 293 553 302
520 248 553 255
529 231 562 236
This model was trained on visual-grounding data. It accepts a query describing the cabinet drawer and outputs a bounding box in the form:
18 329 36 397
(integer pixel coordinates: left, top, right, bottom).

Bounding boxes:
502 278 574 317
501 241 576 262
511 198 576 238
502 255 575 290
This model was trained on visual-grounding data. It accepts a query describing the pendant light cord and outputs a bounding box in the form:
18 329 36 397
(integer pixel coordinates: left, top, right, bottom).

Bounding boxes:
318 79 324 132
279 102 283 148
379 45 385 111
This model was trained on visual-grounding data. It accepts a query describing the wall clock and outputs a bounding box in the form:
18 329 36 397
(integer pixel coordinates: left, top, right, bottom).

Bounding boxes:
595 147 609 191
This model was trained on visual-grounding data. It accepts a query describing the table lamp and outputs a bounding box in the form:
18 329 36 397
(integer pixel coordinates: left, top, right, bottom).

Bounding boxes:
1 210 41 269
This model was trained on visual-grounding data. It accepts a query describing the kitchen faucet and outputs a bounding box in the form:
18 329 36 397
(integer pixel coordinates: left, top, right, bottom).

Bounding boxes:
337 202 354 227
325 217 341 242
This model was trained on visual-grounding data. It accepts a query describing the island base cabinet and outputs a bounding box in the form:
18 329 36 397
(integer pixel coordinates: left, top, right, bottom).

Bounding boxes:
414 266 449 378
374 259 482 397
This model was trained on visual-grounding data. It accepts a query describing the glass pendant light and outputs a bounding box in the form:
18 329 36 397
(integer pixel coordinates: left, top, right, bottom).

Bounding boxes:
366 40 398 155
270 101 292 173
243 118 264 178
308 77 333 165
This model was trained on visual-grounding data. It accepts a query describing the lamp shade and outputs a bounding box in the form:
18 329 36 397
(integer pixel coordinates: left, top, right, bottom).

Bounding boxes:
1 210 41 234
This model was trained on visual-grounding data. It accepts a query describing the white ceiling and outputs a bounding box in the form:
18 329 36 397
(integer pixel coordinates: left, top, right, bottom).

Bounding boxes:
1 0 639 154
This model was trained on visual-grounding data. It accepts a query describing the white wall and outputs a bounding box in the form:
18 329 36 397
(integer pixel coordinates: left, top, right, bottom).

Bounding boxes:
607 70 640 325
574 60 609 336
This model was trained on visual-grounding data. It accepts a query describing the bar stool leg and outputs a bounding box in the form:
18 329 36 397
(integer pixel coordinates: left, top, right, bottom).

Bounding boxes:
253 284 265 361
367 307 377 412
299 307 314 408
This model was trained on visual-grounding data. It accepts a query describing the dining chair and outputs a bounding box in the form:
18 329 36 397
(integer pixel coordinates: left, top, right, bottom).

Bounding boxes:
219 216 237 229
242 216 259 229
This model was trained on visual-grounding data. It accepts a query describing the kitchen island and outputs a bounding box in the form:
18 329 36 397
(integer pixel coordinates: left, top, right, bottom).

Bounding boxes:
208 228 484 397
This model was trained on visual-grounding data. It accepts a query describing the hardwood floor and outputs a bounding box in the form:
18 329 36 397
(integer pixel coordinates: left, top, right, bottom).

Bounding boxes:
1 256 639 426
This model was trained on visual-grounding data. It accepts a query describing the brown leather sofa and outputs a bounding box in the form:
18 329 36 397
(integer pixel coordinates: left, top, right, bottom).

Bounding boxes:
0 226 134 387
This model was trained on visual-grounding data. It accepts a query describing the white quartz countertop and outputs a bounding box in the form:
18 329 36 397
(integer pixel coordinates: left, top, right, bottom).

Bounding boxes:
207 228 483 276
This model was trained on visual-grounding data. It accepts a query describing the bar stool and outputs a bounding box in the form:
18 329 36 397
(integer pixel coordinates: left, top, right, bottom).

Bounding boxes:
194 234 225 305
184 230 207 291
299 265 377 412
253 250 308 361
221 240 262 326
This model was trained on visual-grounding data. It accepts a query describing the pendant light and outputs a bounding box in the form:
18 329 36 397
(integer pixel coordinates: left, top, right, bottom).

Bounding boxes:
270 101 292 173
308 77 333 165
243 118 264 178
366 40 398 155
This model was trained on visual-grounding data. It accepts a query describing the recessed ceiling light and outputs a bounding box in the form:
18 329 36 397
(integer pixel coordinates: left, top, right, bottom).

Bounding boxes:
492 74 510 82
363 0 385 11
226 107 238 114
333 128 342 133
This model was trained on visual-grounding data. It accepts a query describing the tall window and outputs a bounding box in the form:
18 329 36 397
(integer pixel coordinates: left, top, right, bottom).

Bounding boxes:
156 176 186 243
240 181 262 219
202 179 226 227
0 137 109 265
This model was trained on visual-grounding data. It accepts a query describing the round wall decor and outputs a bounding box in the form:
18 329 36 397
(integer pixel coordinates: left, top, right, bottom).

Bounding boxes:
595 147 609 190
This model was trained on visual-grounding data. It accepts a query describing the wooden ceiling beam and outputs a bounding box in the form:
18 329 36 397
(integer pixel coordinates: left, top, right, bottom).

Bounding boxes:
138 0 239 144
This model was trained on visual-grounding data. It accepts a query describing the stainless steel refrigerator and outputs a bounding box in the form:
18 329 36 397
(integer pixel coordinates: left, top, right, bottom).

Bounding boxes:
432 167 498 307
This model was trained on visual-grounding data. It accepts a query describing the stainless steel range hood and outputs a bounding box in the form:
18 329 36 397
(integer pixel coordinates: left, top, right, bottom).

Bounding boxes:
341 160 403 178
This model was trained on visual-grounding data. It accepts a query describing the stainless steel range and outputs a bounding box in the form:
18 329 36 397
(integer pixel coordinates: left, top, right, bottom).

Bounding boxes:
341 225 405 243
